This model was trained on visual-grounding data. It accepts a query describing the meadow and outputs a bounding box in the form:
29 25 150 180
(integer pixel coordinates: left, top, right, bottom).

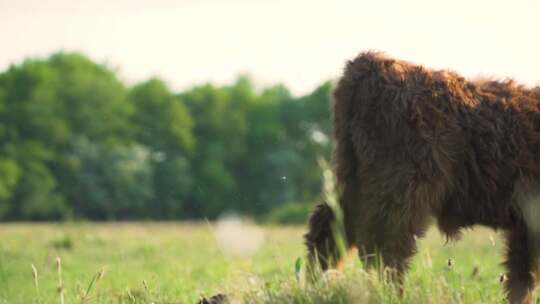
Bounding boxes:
0 221 532 304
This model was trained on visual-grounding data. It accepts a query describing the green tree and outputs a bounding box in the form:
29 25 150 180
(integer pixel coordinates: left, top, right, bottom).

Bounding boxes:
69 138 154 219
235 84 296 214
0 158 20 217
286 82 332 201
5 142 68 220
0 52 133 219
130 79 193 153
181 78 253 218
129 79 194 218
239 82 332 215
0 57 68 219
0 50 335 221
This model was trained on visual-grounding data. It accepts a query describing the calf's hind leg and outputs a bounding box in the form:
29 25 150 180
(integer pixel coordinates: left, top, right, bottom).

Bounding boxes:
504 226 540 304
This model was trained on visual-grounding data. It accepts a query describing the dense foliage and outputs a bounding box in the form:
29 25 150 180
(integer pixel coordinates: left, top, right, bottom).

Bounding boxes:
0 53 332 220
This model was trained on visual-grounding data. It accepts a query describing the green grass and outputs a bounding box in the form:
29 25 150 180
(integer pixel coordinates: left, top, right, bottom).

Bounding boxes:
0 222 533 303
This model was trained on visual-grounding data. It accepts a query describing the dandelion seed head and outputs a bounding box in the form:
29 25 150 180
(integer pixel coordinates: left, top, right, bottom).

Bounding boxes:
215 213 265 256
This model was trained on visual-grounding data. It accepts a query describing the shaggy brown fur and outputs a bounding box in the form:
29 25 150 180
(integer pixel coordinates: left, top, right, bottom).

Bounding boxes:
305 52 540 303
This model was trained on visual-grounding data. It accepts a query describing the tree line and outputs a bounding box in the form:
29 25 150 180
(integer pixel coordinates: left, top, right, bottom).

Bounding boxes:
0 52 332 220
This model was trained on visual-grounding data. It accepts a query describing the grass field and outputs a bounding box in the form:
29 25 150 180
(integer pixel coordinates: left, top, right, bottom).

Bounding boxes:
0 221 535 303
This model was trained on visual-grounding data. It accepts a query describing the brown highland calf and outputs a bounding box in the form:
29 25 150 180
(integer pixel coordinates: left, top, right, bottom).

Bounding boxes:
305 52 540 303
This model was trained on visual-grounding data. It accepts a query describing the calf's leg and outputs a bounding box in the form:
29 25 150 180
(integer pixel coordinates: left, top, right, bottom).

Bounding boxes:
504 226 540 304
354 210 430 291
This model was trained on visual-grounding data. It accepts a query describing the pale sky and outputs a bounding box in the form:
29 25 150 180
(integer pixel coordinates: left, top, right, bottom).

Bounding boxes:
1 0 539 95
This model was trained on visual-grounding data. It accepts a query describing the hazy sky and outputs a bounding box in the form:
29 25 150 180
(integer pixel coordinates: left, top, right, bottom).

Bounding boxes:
1 0 539 95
